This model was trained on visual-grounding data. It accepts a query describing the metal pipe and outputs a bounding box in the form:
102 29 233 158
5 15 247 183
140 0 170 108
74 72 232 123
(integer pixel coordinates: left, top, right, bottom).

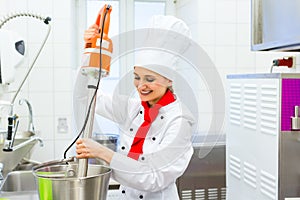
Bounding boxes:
11 23 51 105
19 99 35 133
12 136 43 151
0 12 50 28
77 77 98 178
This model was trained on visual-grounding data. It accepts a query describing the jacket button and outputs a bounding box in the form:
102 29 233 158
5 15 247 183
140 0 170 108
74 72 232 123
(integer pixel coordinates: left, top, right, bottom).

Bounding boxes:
152 137 156 141
122 190 125 194
139 195 143 199
140 111 143 114
141 157 145 160
160 116 164 119
121 146 125 150
130 128 133 131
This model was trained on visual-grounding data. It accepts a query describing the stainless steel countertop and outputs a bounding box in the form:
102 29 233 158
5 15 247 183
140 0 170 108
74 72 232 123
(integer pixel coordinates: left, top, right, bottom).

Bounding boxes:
0 190 121 200
0 191 38 199
0 179 120 199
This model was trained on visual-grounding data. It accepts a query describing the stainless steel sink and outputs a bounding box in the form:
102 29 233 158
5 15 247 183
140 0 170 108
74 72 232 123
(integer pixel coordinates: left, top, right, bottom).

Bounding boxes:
0 138 42 172
0 170 36 192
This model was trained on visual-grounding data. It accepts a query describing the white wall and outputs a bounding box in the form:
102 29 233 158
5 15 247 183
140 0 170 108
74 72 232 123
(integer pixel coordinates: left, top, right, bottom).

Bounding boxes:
175 0 300 80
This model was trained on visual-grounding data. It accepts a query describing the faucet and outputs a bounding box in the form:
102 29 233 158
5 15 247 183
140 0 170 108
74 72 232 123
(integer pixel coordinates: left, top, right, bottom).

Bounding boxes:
19 98 35 134
0 163 3 180
2 114 19 152
2 99 43 152
11 136 43 151
3 131 43 152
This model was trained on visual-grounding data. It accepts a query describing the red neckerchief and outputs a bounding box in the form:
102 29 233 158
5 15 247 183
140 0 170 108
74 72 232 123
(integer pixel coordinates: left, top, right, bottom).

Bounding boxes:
127 89 176 160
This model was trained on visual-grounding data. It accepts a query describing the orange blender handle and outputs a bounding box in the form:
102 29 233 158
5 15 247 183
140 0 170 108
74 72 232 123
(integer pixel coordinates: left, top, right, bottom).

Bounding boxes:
94 4 112 36
84 4 112 48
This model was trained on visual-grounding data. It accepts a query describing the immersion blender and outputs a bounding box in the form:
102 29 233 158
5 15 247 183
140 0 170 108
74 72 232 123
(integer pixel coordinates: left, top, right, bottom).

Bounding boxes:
77 4 113 178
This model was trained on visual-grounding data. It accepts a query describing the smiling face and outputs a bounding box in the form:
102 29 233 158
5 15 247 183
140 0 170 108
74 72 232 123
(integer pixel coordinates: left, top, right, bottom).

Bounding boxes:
134 66 172 107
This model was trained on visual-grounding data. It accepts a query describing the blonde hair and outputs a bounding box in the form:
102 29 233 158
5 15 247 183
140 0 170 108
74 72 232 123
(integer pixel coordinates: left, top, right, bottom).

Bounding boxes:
168 86 174 93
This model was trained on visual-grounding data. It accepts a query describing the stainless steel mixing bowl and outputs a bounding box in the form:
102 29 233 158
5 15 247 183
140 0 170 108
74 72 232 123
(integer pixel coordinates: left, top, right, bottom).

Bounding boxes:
33 162 111 200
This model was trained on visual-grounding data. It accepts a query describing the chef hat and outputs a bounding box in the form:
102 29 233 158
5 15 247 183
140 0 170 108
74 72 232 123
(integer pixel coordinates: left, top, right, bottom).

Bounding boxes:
134 15 192 81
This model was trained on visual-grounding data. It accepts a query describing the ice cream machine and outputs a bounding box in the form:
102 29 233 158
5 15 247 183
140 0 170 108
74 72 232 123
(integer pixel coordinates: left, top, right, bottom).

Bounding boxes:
226 73 300 200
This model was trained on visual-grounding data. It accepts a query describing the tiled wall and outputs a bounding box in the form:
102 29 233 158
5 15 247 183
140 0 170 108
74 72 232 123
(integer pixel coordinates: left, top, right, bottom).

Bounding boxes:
0 0 74 162
0 0 300 162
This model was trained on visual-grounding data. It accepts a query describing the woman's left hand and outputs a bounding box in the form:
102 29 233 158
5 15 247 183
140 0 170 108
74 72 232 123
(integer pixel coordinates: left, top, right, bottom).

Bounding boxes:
76 138 114 164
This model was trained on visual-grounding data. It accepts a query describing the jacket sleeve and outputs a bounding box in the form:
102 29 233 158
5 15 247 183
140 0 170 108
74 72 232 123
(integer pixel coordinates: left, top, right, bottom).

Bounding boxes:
109 117 193 192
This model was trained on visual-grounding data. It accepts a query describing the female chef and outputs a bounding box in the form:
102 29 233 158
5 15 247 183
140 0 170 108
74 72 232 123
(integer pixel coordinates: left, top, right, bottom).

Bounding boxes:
75 15 195 199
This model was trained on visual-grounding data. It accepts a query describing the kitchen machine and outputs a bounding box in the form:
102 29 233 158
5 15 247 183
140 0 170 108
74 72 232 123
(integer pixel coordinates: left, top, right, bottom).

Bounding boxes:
32 4 114 200
226 73 300 200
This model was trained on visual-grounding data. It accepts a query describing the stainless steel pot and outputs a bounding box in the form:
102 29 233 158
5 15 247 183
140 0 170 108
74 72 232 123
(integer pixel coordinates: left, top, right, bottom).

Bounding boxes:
92 133 118 151
90 133 118 165
33 161 111 200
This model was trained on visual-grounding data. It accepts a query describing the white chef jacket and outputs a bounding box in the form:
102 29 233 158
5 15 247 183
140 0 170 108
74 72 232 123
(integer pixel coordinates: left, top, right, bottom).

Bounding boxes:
95 92 194 200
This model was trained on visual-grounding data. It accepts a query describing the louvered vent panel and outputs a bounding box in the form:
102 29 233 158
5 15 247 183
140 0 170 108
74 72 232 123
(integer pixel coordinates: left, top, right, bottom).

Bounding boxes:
181 190 192 200
181 188 227 200
229 83 242 125
208 188 218 200
244 84 257 130
229 155 241 179
260 170 276 200
220 187 226 200
243 161 257 189
195 189 205 200
261 85 278 135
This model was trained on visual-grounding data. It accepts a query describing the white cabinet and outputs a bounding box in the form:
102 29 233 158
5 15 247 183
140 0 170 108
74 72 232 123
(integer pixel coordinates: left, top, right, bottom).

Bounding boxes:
251 0 300 51
226 73 300 200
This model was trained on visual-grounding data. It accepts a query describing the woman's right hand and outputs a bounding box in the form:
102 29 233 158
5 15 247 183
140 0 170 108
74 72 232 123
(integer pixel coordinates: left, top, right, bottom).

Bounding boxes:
84 24 99 42
76 138 114 164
